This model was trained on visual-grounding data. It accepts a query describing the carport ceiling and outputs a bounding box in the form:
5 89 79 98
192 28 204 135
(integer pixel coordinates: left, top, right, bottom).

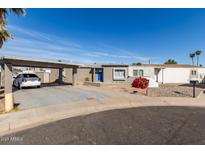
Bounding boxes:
0 56 79 68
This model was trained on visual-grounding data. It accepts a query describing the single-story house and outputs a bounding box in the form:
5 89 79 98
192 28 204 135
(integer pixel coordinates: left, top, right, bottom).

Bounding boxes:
10 63 205 87
129 64 205 86
73 63 205 87
78 64 129 84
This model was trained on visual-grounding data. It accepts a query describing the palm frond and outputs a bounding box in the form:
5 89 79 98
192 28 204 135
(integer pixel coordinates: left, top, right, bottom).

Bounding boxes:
189 53 195 58
0 24 13 47
10 8 25 16
0 8 25 48
0 8 8 19
195 50 202 56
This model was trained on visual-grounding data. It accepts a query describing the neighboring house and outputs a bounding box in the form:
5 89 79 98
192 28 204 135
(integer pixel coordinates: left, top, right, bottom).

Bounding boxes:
79 63 205 87
129 64 205 85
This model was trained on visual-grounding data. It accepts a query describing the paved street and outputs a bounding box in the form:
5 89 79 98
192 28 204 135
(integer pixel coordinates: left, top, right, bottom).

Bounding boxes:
14 85 110 110
2 106 205 144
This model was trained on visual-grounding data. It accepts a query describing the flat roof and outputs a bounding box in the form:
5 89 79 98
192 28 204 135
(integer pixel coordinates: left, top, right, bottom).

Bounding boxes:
131 64 205 68
101 64 129 67
80 64 129 68
80 64 102 68
0 56 79 68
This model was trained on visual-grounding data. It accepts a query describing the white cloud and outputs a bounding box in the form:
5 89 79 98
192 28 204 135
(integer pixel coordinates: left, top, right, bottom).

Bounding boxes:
8 25 82 48
8 25 51 41
83 50 151 62
1 25 154 64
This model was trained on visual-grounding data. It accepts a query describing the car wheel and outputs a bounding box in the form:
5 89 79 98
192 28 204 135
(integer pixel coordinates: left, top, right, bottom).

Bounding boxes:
13 81 15 87
37 85 41 88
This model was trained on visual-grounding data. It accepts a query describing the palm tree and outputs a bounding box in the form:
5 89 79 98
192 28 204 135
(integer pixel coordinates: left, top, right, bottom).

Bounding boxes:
189 53 195 65
164 59 177 64
0 8 25 48
195 50 202 66
131 62 142 65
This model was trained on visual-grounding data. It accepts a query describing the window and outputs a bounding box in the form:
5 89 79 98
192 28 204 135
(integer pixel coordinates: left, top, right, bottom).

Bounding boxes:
191 70 197 76
133 70 138 76
23 74 38 78
133 69 144 77
16 74 22 79
113 69 126 80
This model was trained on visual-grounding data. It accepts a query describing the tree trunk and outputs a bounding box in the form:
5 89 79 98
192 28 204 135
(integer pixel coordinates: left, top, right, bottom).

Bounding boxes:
192 58 194 66
197 56 199 66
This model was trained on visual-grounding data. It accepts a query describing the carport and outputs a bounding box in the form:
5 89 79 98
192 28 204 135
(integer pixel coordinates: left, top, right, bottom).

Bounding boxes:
0 56 79 112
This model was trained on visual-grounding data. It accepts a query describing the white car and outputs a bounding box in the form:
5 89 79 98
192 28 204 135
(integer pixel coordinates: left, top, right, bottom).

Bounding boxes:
13 73 41 89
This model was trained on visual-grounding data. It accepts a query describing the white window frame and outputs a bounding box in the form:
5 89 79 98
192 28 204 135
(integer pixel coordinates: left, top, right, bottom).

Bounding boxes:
113 68 127 81
190 69 199 81
133 69 144 77
191 70 197 76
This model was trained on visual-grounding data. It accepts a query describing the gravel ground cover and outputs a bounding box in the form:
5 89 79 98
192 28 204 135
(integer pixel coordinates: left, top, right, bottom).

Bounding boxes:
148 84 203 97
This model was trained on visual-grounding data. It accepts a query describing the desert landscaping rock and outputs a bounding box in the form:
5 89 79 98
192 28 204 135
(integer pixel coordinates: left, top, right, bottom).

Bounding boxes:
148 84 202 97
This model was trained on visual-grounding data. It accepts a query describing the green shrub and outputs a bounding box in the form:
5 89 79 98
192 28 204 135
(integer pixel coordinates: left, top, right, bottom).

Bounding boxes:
85 77 89 82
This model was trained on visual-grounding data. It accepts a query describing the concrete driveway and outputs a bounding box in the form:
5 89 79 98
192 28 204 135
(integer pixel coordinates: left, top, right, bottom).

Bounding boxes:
14 85 109 110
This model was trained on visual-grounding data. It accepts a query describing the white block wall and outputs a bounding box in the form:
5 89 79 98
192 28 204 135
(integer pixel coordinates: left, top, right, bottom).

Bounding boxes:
158 68 205 84
198 68 205 83
157 68 190 83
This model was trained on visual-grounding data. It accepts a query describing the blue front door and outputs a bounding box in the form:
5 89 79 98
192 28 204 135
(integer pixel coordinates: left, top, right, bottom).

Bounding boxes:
98 69 103 81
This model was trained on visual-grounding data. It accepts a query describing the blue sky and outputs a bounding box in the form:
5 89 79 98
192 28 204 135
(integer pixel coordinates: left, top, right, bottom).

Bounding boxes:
1 8 205 65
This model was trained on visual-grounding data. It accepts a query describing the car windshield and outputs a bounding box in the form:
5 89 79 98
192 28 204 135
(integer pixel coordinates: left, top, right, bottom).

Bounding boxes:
23 74 38 78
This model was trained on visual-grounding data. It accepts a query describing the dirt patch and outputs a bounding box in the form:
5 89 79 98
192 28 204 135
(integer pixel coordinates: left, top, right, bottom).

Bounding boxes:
97 84 148 96
148 84 203 97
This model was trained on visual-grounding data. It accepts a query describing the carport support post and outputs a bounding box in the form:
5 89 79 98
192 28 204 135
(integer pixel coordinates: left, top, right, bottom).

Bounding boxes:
72 67 77 86
58 68 63 84
4 63 14 112
93 68 96 82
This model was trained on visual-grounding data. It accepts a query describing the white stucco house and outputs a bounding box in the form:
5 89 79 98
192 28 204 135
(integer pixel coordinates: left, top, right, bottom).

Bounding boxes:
128 64 205 87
